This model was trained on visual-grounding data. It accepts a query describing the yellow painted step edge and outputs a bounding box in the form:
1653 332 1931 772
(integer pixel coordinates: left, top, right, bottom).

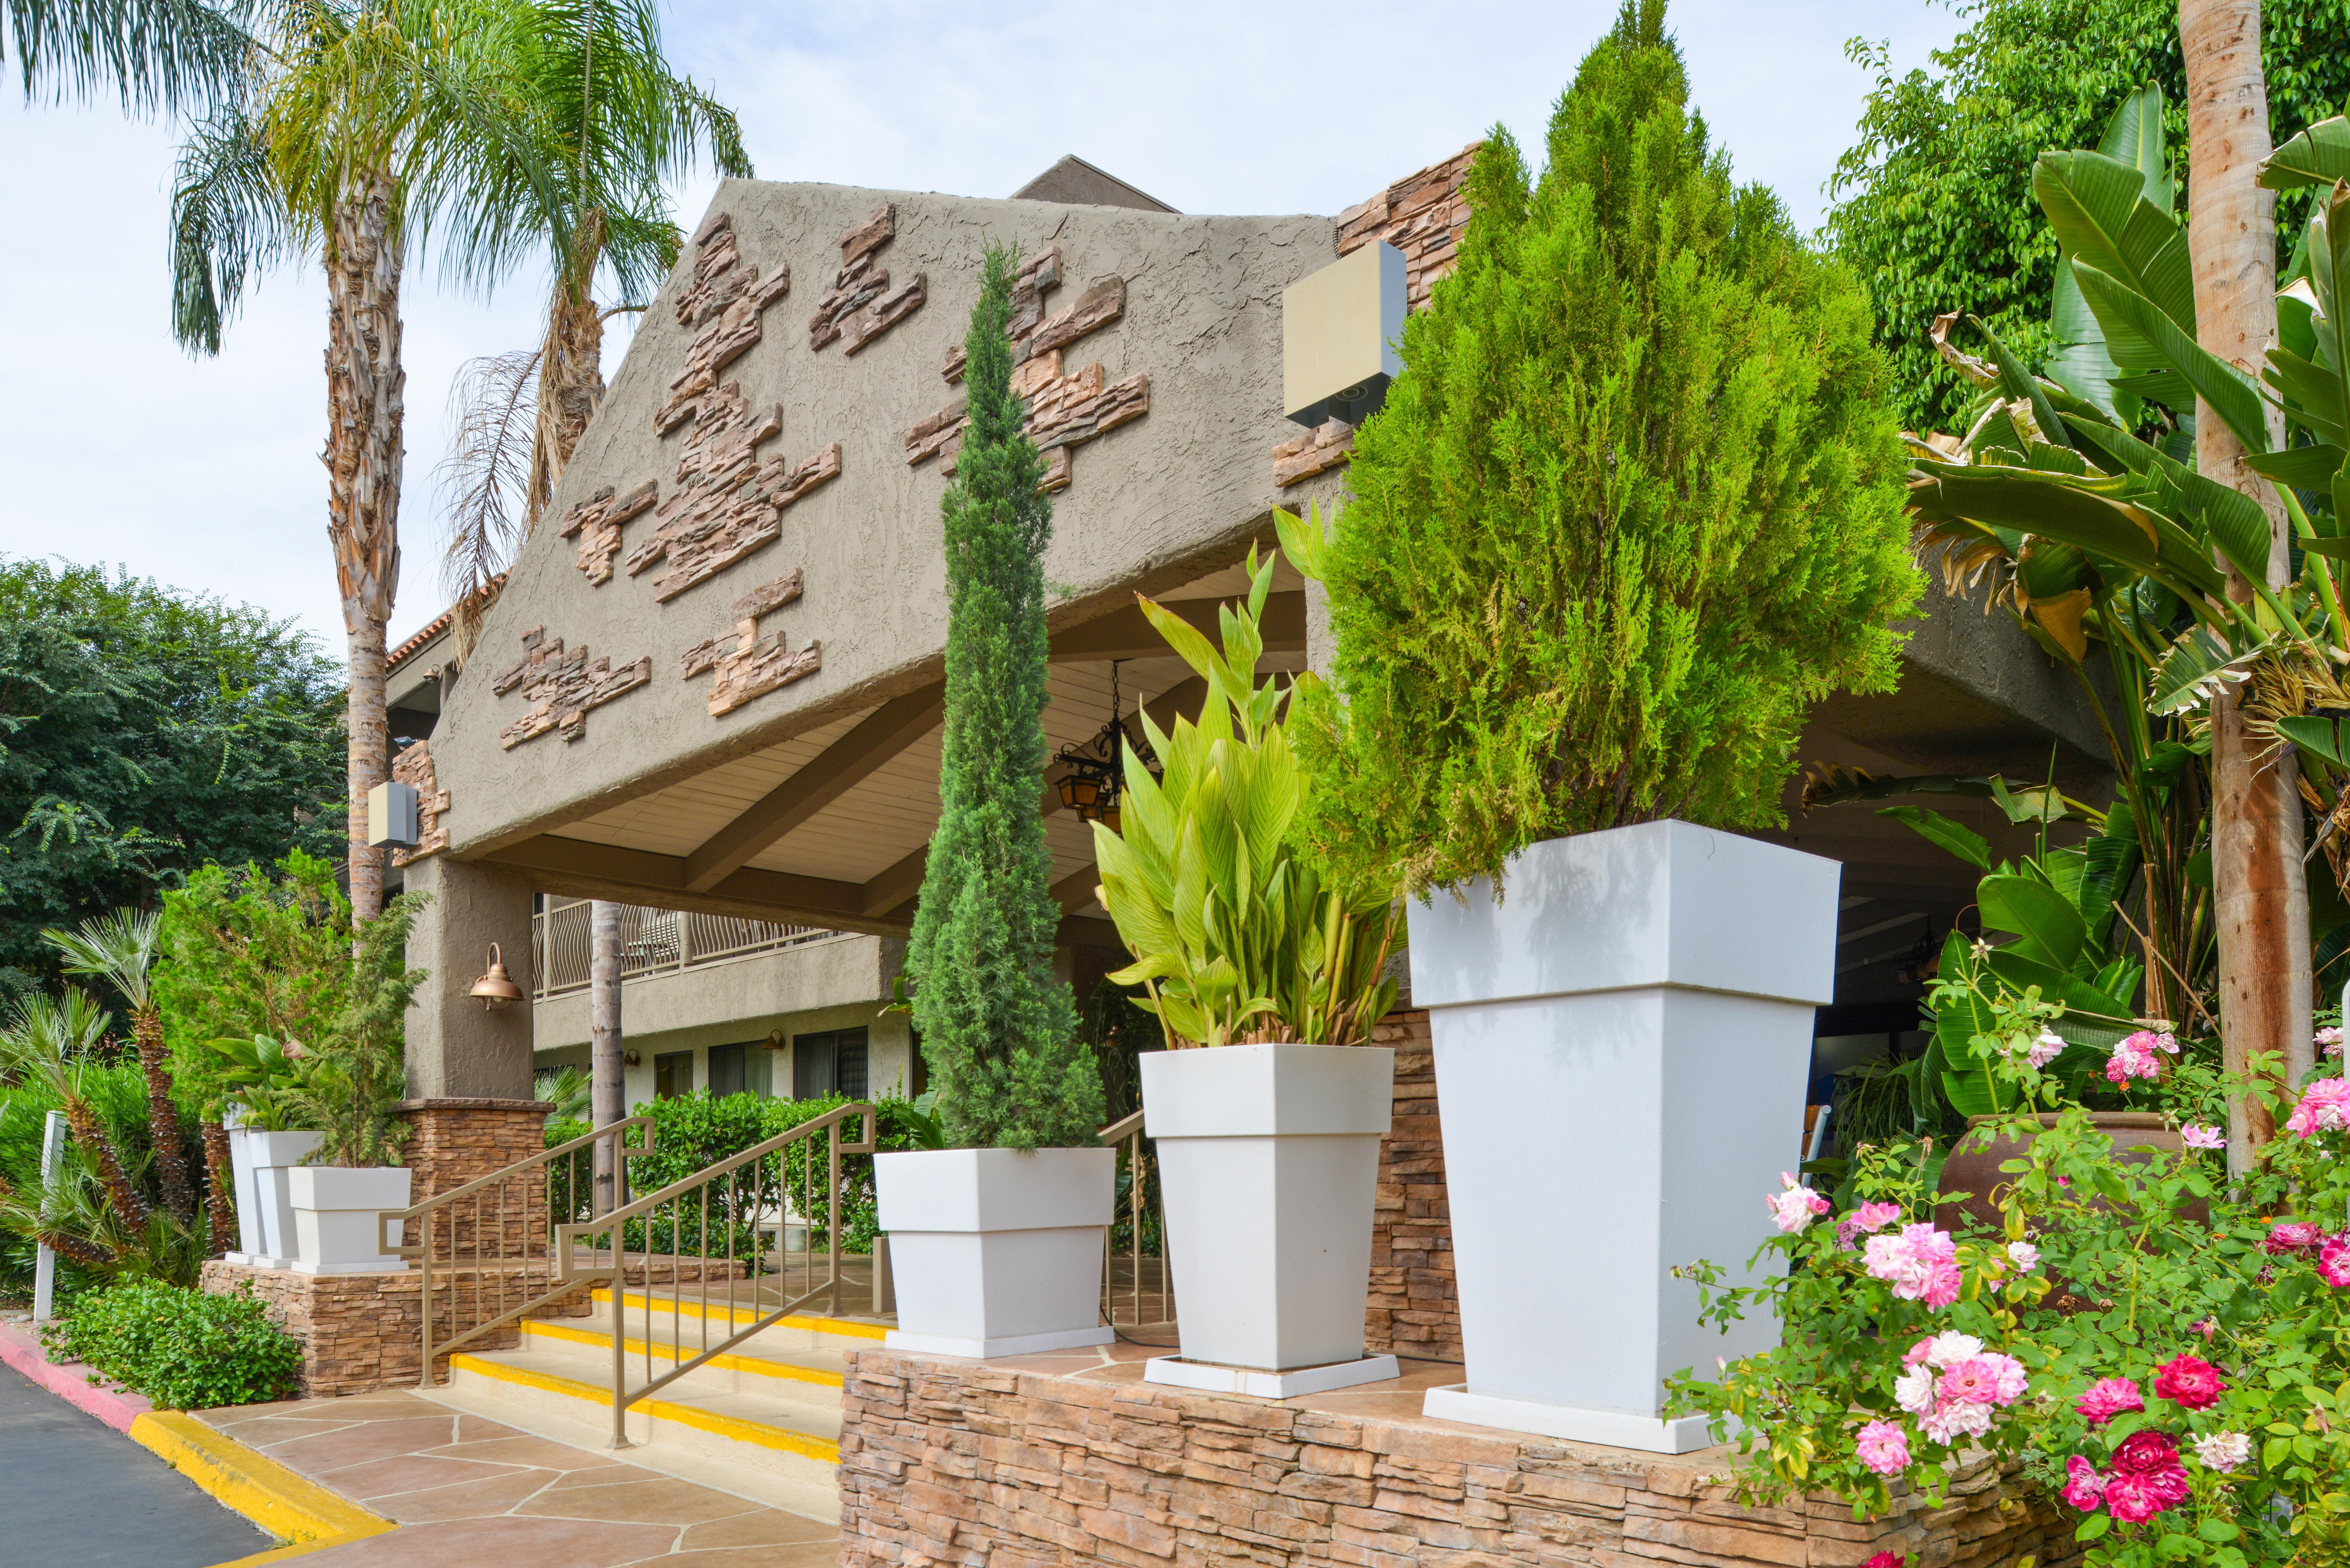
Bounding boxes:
521 1318 844 1389
587 1286 888 1340
448 1352 840 1463
127 1410 397 1567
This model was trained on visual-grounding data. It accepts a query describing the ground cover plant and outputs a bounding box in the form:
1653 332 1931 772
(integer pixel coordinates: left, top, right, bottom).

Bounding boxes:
43 1277 300 1409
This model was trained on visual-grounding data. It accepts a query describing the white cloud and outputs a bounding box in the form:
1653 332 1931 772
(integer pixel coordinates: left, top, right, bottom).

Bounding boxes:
0 0 1960 658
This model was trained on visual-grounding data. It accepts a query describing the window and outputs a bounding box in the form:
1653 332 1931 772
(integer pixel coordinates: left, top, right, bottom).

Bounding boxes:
707 1041 772 1099
654 1050 694 1100
791 1028 868 1100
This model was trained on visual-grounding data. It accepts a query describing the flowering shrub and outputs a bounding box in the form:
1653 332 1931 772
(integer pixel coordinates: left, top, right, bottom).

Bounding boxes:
1666 1068 2350 1568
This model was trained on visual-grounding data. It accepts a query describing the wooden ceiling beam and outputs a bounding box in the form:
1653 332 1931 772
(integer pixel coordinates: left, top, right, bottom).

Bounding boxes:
482 835 899 935
859 844 930 918
683 683 946 894
1049 593 1304 663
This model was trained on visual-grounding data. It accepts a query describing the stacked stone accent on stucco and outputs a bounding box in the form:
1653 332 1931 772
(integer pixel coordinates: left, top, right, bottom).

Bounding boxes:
837 1348 2082 1568
810 203 927 354
1274 143 1479 488
655 210 792 435
626 381 842 603
1363 1010 1461 1363
388 739 451 869
680 569 824 716
397 1098 555 1257
491 625 652 748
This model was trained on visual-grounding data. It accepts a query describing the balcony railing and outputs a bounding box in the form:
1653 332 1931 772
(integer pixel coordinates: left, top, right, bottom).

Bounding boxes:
531 901 839 999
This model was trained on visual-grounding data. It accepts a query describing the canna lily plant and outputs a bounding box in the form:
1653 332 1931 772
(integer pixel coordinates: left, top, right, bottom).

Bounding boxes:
1092 536 1399 1049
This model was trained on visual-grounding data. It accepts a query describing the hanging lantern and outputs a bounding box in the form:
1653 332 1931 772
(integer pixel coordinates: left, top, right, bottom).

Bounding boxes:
469 943 525 1011
1053 662 1155 828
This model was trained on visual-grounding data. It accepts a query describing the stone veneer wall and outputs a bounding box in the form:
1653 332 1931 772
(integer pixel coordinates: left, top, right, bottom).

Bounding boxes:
1362 1010 1462 1363
396 1097 555 1258
838 1349 2085 1568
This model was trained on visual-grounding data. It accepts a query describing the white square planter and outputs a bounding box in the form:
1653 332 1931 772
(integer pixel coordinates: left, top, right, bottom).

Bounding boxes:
877 1147 1115 1358
1408 819 1837 1453
1141 1044 1397 1393
222 1118 265 1264
240 1130 324 1270
285 1165 413 1276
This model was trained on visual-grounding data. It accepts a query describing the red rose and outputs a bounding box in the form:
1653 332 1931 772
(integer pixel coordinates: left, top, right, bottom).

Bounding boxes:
2151 1354 2225 1410
2109 1431 2180 1475
1860 1555 1905 1568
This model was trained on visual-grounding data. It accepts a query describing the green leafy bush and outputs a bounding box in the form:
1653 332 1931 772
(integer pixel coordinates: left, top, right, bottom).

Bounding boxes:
1288 0 1920 898
43 1278 299 1409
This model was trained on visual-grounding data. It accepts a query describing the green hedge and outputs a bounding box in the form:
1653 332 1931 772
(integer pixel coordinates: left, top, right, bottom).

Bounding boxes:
43 1279 300 1409
548 1093 933 1258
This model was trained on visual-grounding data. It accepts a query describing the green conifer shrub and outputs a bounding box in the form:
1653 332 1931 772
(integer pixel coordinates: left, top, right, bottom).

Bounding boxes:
1286 0 1921 899
904 244 1105 1151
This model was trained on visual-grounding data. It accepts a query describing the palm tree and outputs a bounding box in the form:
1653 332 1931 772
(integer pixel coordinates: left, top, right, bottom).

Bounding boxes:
0 989 147 1235
4 0 250 112
438 0 749 656
170 0 559 923
2179 0 2311 1166
44 908 199 1227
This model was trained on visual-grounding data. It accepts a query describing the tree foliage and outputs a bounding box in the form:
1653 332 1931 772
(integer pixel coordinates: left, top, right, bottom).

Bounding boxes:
0 558 344 998
1292 0 1920 898
905 244 1103 1151
1825 0 2350 435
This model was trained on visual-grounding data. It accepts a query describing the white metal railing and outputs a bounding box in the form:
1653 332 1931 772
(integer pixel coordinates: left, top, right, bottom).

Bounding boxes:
531 902 838 998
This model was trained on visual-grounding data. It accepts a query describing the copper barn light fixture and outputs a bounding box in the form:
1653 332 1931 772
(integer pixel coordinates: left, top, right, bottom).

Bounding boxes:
469 943 525 1011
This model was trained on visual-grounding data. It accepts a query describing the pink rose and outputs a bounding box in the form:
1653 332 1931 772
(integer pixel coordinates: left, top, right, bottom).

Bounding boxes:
1860 1556 1905 1568
2317 1025 2343 1058
2025 1030 2066 1069
1837 1201 1904 1251
1936 1358 2004 1406
2287 1078 2350 1137
2075 1377 2144 1426
2151 1354 2225 1409
2005 1241 2040 1272
2102 1465 2190 1524
1920 1399 1992 1446
1853 1420 1909 1476
1863 1223 1961 1306
2106 1033 2164 1084
1893 1365 1936 1416
2320 1235 2350 1288
2061 1454 2105 1511
1767 1173 1831 1234
2266 1221 2325 1254
2180 1122 2225 1150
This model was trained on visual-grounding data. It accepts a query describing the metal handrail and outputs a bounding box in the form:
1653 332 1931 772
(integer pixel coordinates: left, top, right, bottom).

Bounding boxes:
555 1101 877 1448
1099 1109 1173 1330
383 1114 658 1385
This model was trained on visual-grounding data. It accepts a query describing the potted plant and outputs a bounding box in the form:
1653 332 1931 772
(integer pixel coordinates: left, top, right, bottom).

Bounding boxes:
1277 10 1919 1449
878 243 1113 1358
1093 547 1403 1396
205 1031 320 1267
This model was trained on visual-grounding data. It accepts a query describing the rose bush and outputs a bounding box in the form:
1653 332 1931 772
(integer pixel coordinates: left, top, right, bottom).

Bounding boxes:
1666 1060 2350 1568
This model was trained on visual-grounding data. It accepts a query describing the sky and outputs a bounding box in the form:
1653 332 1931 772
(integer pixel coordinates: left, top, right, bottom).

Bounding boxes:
0 0 1966 658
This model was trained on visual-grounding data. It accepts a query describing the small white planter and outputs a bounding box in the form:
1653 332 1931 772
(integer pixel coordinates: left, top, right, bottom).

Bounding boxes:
285 1165 413 1276
1408 819 1838 1453
1141 1043 1397 1397
222 1112 265 1264
877 1148 1114 1358
239 1130 325 1270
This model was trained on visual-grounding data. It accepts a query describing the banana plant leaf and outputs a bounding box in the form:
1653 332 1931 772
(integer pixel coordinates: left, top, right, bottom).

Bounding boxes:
2073 260 2271 455
2260 115 2350 190
2150 624 2264 714
2246 444 2349 490
1879 805 1995 871
2032 149 2197 332
1978 874 2088 972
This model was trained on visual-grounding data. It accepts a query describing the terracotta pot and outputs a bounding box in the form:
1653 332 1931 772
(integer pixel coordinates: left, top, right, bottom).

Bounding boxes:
1933 1112 2202 1240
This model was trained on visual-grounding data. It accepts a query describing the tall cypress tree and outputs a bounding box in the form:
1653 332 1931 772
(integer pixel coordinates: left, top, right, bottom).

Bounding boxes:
906 244 1105 1151
1292 0 1920 899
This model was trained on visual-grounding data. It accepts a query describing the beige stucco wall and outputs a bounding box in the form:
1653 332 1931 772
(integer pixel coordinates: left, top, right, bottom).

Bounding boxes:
427 179 1342 858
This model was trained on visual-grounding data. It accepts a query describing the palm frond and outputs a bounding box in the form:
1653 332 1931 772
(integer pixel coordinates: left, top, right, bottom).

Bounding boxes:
436 345 539 660
169 97 290 355
4 0 257 113
44 906 161 1012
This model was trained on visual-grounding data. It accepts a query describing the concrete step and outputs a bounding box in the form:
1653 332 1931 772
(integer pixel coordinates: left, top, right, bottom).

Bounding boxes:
429 1309 857 1521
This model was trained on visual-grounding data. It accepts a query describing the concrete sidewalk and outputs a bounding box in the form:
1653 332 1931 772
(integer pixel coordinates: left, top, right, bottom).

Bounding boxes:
196 1388 839 1565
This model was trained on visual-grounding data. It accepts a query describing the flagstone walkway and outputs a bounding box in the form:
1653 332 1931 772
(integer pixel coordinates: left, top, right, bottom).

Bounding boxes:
199 1387 839 1566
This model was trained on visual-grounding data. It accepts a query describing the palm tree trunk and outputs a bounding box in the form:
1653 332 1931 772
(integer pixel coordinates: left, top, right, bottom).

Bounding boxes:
2182 0 2314 1171
62 1096 149 1229
590 900 624 1215
133 1003 195 1225
327 172 406 926
535 248 606 507
200 1119 236 1255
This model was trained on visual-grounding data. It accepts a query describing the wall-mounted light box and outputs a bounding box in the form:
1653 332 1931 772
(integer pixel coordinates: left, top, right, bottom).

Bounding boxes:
1282 240 1406 428
367 780 420 848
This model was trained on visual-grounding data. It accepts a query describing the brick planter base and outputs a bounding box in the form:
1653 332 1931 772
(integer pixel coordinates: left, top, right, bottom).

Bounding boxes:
839 1343 2082 1568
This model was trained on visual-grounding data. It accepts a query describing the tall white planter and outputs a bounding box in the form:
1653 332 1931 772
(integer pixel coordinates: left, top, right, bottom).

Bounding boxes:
1142 1043 1397 1398
878 1148 1115 1358
285 1165 412 1275
242 1130 325 1270
222 1109 266 1264
1409 819 1837 1453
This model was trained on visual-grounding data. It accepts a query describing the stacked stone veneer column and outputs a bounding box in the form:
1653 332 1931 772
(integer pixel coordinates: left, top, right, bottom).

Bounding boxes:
837 1349 2084 1568
1363 1010 1462 1363
397 1097 553 1258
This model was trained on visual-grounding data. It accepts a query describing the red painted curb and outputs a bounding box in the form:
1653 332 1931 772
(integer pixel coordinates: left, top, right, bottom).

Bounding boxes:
0 1319 154 1433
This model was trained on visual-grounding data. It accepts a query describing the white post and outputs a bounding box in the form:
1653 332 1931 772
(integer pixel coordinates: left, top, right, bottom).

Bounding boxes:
31 1109 66 1322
